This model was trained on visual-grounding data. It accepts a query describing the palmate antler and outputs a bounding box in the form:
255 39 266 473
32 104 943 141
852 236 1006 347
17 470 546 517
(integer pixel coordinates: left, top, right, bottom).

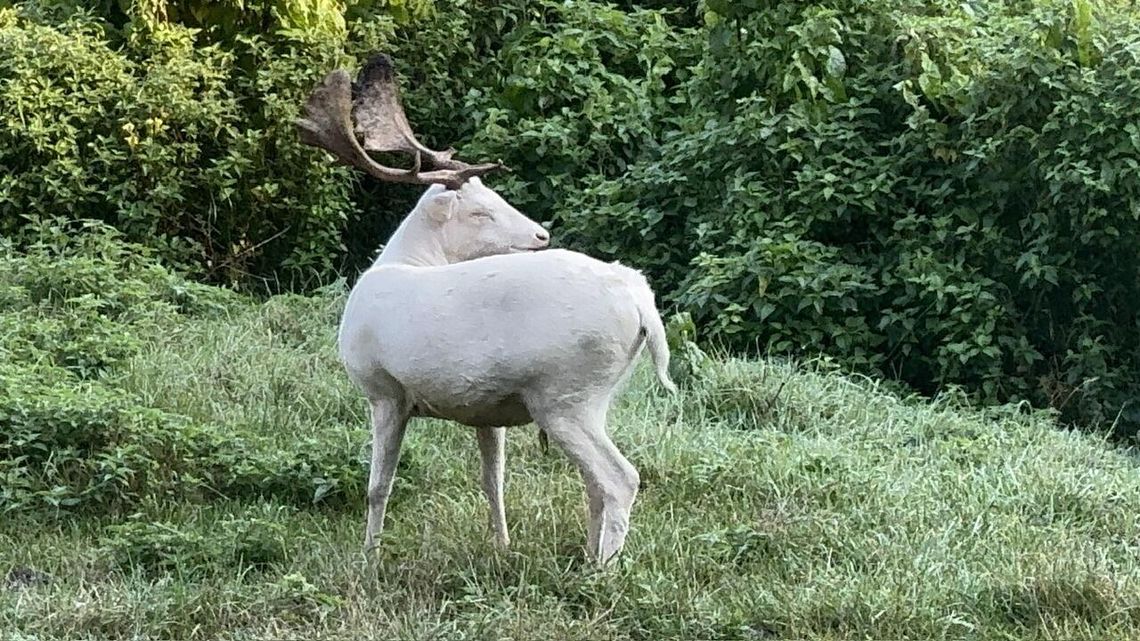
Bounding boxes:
296 54 504 190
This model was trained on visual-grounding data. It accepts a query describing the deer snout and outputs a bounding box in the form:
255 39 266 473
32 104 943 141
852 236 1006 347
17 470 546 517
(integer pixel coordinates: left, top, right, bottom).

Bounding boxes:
534 229 550 245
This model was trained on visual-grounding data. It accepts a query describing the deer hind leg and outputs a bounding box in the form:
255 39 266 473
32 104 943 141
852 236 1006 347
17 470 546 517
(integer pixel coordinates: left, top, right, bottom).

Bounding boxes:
364 397 409 552
531 399 639 565
476 426 510 548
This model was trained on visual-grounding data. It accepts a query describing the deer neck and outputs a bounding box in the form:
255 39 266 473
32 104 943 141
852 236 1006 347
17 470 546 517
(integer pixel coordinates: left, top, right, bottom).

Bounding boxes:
372 214 449 268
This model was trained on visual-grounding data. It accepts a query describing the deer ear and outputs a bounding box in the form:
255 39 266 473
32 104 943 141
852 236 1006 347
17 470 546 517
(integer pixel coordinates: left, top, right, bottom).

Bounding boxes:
424 190 458 223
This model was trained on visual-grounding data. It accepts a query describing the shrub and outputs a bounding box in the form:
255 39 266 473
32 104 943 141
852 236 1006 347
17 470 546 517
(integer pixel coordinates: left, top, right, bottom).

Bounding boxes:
0 4 368 284
0 370 369 513
100 507 291 577
553 0 1140 437
1 219 235 373
0 220 368 515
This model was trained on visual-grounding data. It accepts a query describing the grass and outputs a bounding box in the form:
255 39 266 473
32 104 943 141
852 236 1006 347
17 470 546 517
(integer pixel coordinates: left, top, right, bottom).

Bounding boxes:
5 286 1140 640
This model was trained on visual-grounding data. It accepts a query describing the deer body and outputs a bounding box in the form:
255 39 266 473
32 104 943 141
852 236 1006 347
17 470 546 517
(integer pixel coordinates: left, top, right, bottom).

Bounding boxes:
341 248 671 428
298 55 675 564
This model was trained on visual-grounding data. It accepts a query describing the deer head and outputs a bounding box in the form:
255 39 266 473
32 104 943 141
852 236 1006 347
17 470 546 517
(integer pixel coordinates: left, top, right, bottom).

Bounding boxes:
297 55 548 265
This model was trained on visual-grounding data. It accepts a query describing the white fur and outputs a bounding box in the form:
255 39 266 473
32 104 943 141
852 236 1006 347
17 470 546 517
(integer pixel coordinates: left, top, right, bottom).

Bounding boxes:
339 178 675 564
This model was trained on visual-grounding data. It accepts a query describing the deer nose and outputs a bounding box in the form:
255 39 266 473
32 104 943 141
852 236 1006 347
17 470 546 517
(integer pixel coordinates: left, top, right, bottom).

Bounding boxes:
535 229 550 244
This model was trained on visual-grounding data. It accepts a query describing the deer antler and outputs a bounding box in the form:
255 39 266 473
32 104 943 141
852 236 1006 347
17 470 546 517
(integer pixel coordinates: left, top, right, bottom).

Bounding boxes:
296 54 504 190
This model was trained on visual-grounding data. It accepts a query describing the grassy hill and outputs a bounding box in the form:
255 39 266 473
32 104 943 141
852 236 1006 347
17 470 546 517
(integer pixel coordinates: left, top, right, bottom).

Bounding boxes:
4 230 1140 639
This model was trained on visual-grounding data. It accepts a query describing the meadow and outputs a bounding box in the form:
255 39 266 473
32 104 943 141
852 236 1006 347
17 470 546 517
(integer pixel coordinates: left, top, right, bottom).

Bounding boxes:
5 237 1140 639
5 2 1140 637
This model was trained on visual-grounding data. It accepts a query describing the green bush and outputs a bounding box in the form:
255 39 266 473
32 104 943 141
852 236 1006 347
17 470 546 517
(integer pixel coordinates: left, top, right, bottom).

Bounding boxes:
0 219 236 375
0 220 368 514
0 0 696 277
551 0 1140 437
0 4 365 284
0 370 369 513
100 507 291 577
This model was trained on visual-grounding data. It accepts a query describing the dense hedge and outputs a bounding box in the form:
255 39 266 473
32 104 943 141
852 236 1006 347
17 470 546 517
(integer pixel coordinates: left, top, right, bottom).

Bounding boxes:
552 0 1140 437
0 3 364 285
4 0 1140 437
0 220 369 513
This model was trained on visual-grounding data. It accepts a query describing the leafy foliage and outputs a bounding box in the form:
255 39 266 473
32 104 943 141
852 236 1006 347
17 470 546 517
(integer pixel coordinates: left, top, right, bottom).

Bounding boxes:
550 0 1140 437
0 3 366 285
0 221 369 513
100 507 291 576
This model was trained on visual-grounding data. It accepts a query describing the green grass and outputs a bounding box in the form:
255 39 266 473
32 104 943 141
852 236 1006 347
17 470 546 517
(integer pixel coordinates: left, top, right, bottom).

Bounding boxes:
6 287 1140 640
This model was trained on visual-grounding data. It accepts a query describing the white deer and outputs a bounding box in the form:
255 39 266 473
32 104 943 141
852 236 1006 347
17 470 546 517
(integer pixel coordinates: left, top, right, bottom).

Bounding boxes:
297 55 676 564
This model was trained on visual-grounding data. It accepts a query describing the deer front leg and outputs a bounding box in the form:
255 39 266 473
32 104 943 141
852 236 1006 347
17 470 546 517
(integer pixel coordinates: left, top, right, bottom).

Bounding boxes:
476 426 510 548
364 397 408 552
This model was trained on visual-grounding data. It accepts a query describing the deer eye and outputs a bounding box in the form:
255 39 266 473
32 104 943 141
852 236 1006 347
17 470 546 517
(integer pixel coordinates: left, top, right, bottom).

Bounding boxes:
472 210 495 220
